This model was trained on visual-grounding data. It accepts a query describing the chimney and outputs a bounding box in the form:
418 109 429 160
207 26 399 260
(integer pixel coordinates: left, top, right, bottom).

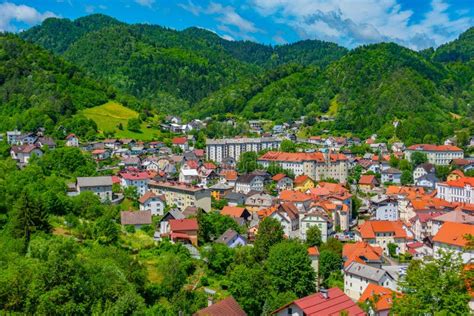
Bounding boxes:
320 288 329 299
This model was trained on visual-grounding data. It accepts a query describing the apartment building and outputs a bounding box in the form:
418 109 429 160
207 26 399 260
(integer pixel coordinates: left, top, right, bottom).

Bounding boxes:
258 151 349 183
436 177 474 204
206 137 281 163
76 176 113 202
405 144 463 165
149 181 211 212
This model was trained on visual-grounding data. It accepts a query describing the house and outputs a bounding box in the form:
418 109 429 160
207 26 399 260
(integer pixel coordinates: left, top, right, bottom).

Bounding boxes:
6 130 21 144
413 163 435 181
447 169 465 181
10 144 43 166
215 229 247 248
358 284 400 316
436 177 474 204
406 241 433 260
172 137 189 151
410 211 444 241
433 222 473 264
169 218 199 246
224 192 246 206
220 170 238 186
269 203 300 238
415 173 439 189
91 149 111 161
210 182 234 200
272 173 293 191
139 191 166 216
430 208 474 237
307 247 319 282
120 171 151 196
149 181 211 212
371 196 398 221
120 210 152 229
194 296 246 316
344 262 397 301
300 209 334 242
357 220 411 255
279 190 312 211
245 191 275 211
221 206 251 222
343 241 383 268
158 209 184 237
65 133 79 147
359 175 379 192
294 175 315 192
381 168 402 184
405 144 464 166
235 174 264 194
179 168 200 184
36 136 56 149
272 287 365 316
76 176 113 202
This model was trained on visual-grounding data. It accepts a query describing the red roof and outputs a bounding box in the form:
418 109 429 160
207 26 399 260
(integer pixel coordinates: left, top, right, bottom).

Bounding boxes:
295 175 312 185
359 175 376 185
203 162 217 169
194 149 205 157
259 151 347 163
358 284 400 312
91 149 106 154
169 218 198 231
440 177 474 188
221 170 238 181
221 206 248 218
185 160 199 169
343 241 383 267
358 220 408 239
195 296 246 316
65 133 76 140
275 287 365 316
138 191 161 204
308 246 319 256
407 144 462 152
121 172 151 180
272 173 287 181
280 190 312 202
433 222 473 247
172 137 187 145
111 176 121 184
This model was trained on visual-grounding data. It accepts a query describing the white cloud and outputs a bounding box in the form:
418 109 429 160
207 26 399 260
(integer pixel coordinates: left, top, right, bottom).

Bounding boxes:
85 5 95 14
179 1 262 40
135 0 155 8
0 2 57 32
251 0 473 49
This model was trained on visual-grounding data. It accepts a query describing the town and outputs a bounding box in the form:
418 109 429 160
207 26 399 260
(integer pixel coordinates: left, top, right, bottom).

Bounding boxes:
3 117 473 315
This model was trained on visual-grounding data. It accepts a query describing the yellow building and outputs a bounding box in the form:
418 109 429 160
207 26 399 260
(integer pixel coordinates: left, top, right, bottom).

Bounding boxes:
447 169 464 182
148 181 211 212
294 175 314 192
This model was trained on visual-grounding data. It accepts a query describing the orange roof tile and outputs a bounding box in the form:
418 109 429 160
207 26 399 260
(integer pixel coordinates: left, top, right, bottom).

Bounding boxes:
407 144 462 152
358 220 408 239
440 177 474 188
294 175 312 185
358 284 401 312
433 222 473 247
359 175 376 185
343 242 383 267
279 190 312 202
259 151 347 163
308 246 319 256
272 173 287 181
221 206 248 218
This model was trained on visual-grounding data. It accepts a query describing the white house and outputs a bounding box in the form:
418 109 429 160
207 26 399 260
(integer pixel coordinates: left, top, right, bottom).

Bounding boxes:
235 174 264 194
372 196 399 221
10 144 43 166
120 172 150 196
139 191 166 216
405 144 463 166
65 133 79 147
344 262 397 301
76 176 113 202
413 163 435 181
269 203 300 238
436 177 474 204
433 222 474 264
381 168 402 184
179 168 200 184
300 209 333 242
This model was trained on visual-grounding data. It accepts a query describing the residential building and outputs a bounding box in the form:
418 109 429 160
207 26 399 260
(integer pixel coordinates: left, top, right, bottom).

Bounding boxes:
415 173 439 189
206 137 281 163
358 284 400 316
359 175 379 193
172 137 189 151
405 144 463 165
149 181 211 212
209 182 233 200
307 247 319 282
372 196 399 221
343 241 383 268
65 133 79 147
179 168 200 184
433 222 474 263
6 130 21 145
76 176 113 202
269 203 300 238
447 169 465 181
158 209 184 237
279 190 312 211
168 218 199 246
10 144 43 166
413 163 435 181
410 211 444 240
357 220 411 254
258 151 349 183
431 208 474 237
139 191 166 216
300 209 333 242
224 192 246 206
436 177 474 204
221 206 251 222
294 175 315 192
344 262 397 301
273 287 365 316
195 296 246 316
120 171 150 196
235 174 264 194
120 210 152 229
245 191 275 211
381 168 402 184
215 229 247 248
272 173 293 191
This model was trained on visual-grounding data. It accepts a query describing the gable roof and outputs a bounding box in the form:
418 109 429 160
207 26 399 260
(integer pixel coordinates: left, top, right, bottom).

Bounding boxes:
358 220 408 239
272 173 288 182
416 163 435 173
343 241 383 268
77 176 113 187
279 190 312 202
138 191 164 204
433 222 473 247
358 284 400 312
433 209 474 224
221 206 248 218
194 296 246 316
216 228 245 245
308 246 319 256
295 174 312 185
172 137 187 145
120 211 152 225
273 287 365 316
221 170 238 181
345 261 391 283
407 144 462 152
169 218 198 231
359 175 377 185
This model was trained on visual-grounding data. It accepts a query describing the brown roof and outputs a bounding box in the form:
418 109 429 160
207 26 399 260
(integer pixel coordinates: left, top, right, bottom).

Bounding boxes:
120 211 152 225
194 296 246 316
138 191 158 204
359 175 377 185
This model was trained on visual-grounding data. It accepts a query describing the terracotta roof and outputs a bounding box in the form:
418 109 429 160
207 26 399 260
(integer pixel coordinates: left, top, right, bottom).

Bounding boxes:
407 144 463 152
294 175 312 185
139 191 157 204
343 241 383 267
221 206 248 218
11 144 41 154
412 211 445 224
221 170 238 181
272 173 287 181
203 162 217 169
194 149 205 157
358 284 400 312
172 137 187 145
169 218 198 231
433 209 474 224
194 296 246 316
439 177 474 188
359 175 376 185
259 151 347 163
308 246 319 256
65 133 76 139
279 190 312 202
318 182 349 195
433 222 473 247
120 211 152 225
358 220 408 239
121 171 151 180
450 169 465 177
273 287 365 316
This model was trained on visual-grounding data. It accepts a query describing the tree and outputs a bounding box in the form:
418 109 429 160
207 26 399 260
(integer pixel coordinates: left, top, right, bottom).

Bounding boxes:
436 165 451 181
401 170 413 185
320 237 343 255
253 217 284 261
155 253 189 299
306 225 322 247
280 139 296 153
392 252 470 315
127 118 141 133
266 240 316 297
319 250 342 287
237 152 258 173
197 210 240 243
205 243 235 275
410 152 428 167
262 291 297 316
387 242 398 257
228 264 269 316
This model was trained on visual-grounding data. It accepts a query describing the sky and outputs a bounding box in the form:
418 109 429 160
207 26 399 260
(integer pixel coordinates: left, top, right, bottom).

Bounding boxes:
0 0 473 50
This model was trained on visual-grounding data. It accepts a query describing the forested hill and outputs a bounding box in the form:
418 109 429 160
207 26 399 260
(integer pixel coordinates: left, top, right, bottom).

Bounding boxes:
20 14 348 110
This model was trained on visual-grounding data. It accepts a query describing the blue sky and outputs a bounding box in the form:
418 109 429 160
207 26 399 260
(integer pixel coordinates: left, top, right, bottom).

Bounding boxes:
1 0 473 50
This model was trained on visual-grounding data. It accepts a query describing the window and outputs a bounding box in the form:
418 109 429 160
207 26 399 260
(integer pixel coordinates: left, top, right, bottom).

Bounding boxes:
288 307 292 315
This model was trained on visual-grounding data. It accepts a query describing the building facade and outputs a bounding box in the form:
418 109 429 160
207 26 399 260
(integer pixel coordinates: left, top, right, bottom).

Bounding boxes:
76 176 113 202
149 181 211 212
206 137 281 163
436 177 474 204
405 144 463 166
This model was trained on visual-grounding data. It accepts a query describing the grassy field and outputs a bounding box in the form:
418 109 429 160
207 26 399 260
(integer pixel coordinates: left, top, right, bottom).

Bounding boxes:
81 101 162 140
